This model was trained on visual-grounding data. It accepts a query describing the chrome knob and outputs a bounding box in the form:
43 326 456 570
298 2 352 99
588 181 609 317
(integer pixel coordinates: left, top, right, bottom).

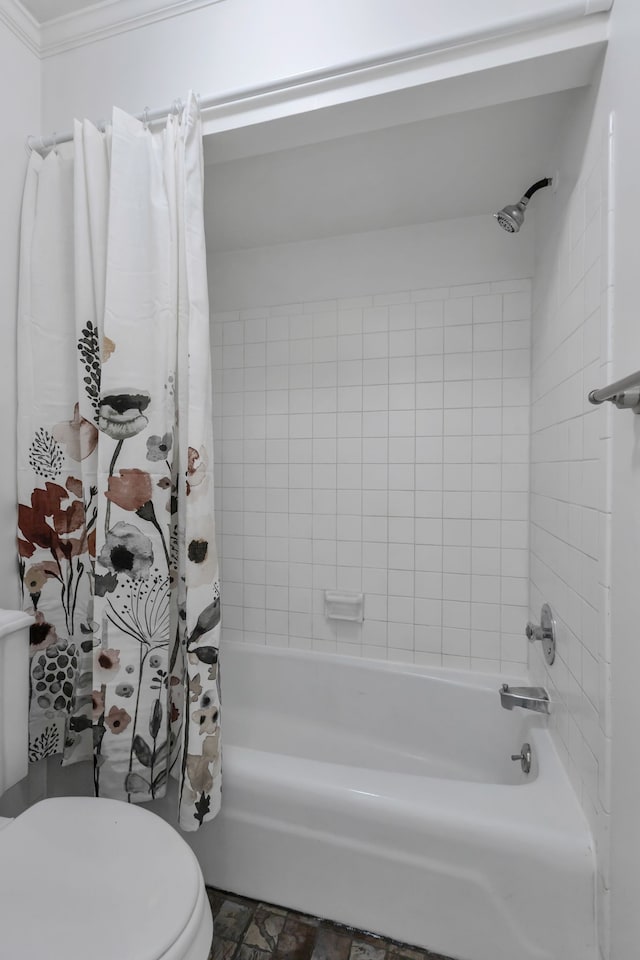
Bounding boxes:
511 742 532 774
525 603 556 666
525 621 542 642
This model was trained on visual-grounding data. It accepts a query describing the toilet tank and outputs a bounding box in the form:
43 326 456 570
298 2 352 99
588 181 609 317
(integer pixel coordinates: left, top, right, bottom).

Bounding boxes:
0 611 32 796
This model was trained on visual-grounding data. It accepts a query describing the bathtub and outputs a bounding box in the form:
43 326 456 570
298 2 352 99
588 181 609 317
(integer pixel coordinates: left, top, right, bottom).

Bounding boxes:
164 642 596 960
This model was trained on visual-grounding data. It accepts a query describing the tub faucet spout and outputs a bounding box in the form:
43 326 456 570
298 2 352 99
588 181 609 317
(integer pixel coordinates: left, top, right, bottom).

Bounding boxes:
500 684 550 715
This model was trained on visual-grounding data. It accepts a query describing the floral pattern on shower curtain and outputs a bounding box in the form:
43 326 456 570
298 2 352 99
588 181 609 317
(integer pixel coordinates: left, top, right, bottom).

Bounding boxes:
16 94 221 830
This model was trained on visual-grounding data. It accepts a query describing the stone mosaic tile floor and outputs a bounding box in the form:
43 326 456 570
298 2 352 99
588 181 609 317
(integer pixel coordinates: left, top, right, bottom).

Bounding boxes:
206 888 454 960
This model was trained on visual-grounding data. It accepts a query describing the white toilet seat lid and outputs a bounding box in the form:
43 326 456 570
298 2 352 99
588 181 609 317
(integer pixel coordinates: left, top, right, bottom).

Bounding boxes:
0 797 205 960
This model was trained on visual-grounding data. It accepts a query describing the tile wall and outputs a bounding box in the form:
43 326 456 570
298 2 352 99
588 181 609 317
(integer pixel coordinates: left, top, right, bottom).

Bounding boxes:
529 118 613 956
212 278 532 672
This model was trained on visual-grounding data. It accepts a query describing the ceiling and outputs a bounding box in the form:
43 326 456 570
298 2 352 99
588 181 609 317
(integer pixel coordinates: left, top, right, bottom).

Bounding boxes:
204 88 583 254
19 0 109 22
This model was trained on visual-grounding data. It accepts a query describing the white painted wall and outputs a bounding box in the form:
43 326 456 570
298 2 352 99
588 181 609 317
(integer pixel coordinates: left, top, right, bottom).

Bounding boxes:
0 22 40 611
205 91 577 254
40 0 609 132
211 215 533 312
0 19 41 816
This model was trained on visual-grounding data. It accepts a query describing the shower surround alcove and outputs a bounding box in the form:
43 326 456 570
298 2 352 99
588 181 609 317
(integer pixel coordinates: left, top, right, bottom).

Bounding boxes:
204 91 579 673
155 80 604 960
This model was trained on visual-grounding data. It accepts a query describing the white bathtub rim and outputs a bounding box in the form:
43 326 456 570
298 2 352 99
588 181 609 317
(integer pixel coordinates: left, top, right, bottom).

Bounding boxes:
220 638 529 691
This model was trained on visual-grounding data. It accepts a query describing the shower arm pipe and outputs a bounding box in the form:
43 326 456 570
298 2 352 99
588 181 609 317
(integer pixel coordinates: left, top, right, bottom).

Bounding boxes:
522 178 553 203
588 369 640 411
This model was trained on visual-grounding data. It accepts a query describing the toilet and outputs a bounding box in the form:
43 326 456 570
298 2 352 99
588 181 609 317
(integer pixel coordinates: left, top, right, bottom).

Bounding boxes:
0 610 213 960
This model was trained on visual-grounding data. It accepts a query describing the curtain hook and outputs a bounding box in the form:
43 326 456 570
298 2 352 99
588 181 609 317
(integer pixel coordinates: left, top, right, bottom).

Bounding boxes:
143 106 150 130
172 98 183 116
52 132 58 155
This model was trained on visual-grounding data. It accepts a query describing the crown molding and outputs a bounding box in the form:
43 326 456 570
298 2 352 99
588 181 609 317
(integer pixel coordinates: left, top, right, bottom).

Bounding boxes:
36 0 225 59
0 0 40 55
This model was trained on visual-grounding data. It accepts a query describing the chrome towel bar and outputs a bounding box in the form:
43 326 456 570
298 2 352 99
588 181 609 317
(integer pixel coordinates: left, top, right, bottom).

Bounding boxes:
588 368 640 412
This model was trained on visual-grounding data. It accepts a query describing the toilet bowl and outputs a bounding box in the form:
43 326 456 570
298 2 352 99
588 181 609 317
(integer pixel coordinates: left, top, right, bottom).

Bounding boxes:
0 610 213 959
0 796 213 960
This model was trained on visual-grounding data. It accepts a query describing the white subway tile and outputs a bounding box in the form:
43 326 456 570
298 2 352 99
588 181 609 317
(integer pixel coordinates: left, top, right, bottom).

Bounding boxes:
444 297 472 326
416 355 444 382
363 306 389 333
502 348 530 378
473 322 502 352
416 436 444 463
363 357 389 384
473 350 502 380
415 598 443 626
415 544 443 572
443 546 471 574
444 352 473 381
503 319 531 350
389 356 416 383
415 300 444 327
503 291 532 322
363 620 388 646
472 519 500 548
289 313 313 339
338 359 364 386
337 308 364 336
445 325 473 353
473 294 502 324
389 330 415 357
503 377 530 406
444 379 472 408
416 327 444 355
389 302 415 330
337 385 362 412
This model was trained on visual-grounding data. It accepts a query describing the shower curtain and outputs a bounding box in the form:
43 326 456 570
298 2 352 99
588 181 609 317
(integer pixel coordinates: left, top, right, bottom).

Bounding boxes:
16 94 221 830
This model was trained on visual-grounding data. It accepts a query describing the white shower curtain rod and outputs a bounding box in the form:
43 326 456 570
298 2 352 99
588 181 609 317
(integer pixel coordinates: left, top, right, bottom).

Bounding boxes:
29 45 412 151
28 41 434 153
29 61 363 151
28 45 429 153
28 96 187 151
27 4 595 153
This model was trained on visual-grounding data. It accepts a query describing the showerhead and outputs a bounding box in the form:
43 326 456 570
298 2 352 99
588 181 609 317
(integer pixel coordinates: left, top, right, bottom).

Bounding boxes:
494 201 526 233
494 178 552 233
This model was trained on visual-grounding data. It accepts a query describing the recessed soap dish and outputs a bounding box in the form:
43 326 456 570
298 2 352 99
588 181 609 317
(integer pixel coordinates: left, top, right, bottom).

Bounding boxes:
324 591 364 622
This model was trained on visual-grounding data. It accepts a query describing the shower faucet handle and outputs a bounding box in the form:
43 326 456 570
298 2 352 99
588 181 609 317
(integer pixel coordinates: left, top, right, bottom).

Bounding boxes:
525 621 544 642
525 603 556 666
